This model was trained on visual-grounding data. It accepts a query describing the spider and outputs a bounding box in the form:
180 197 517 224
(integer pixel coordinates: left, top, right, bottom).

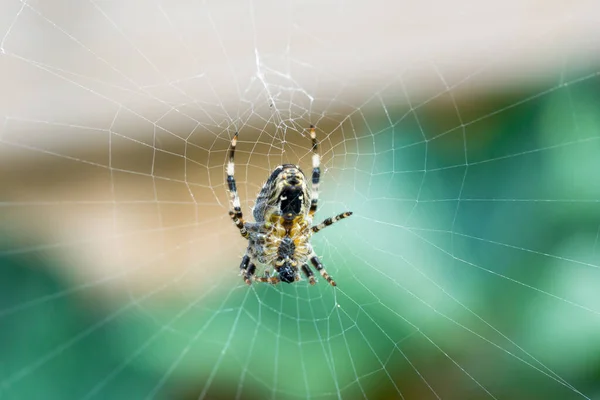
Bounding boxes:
226 125 352 286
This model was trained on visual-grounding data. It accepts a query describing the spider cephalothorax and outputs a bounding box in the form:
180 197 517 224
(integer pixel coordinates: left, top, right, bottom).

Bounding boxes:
226 126 352 286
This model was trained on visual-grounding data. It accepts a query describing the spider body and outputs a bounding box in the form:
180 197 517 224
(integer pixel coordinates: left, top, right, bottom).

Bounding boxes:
226 126 352 286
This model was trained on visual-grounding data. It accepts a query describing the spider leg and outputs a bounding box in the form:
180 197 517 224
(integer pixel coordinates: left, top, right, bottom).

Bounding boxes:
254 275 280 285
227 133 248 239
311 211 353 234
239 254 257 285
308 125 320 219
301 264 316 285
251 267 272 284
308 253 336 286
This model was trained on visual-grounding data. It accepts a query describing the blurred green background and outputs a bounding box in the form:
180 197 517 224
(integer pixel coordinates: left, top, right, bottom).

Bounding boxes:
2 2 600 399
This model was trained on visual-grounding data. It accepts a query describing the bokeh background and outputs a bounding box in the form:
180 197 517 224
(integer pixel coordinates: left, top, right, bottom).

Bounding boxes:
2 1 600 399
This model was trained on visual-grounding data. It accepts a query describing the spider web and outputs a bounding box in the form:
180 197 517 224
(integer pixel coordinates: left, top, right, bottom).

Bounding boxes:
2 1 600 399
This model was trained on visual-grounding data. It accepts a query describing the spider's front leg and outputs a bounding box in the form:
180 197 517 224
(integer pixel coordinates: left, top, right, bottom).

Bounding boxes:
227 133 248 239
308 125 320 219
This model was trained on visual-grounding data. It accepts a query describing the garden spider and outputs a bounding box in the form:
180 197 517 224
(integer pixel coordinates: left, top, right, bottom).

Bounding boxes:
226 125 352 286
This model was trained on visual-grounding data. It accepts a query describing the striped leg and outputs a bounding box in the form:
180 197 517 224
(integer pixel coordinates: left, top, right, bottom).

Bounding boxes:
301 264 316 285
308 125 320 218
239 254 256 285
227 133 248 238
309 254 336 286
254 274 280 285
311 211 353 234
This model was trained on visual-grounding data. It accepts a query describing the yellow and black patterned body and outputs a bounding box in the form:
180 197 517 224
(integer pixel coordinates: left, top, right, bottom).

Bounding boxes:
226 127 352 286
245 164 315 283
248 213 312 283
